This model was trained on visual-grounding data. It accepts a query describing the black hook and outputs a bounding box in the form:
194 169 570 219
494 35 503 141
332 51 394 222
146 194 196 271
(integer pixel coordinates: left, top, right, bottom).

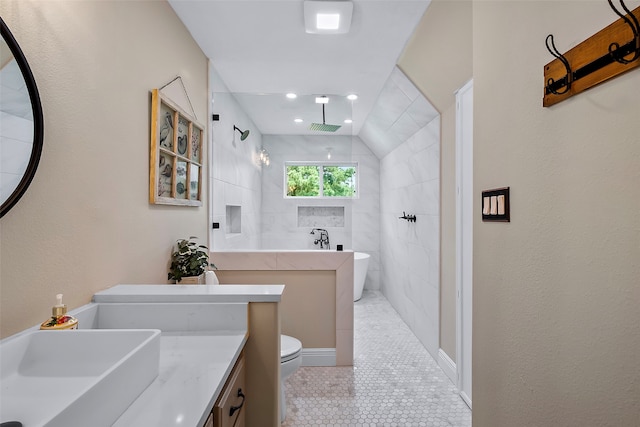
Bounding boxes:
607 0 640 64
545 34 573 95
398 211 417 223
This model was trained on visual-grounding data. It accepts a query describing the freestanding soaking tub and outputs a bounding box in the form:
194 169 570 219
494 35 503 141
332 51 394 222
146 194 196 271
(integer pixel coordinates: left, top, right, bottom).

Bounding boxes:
354 252 370 301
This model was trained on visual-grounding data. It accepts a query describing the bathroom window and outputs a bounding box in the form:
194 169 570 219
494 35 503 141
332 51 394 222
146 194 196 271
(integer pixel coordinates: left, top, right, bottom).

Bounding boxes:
285 162 357 198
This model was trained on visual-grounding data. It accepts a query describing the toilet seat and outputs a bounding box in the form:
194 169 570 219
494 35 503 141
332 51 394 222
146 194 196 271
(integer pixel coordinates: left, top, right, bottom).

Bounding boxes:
281 335 302 363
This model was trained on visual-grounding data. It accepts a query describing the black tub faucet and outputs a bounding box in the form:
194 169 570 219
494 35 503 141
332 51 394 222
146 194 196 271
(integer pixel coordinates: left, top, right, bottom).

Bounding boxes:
310 228 330 249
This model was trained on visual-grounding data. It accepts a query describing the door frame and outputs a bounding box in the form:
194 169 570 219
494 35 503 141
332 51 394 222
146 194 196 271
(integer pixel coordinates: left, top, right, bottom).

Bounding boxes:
455 79 473 409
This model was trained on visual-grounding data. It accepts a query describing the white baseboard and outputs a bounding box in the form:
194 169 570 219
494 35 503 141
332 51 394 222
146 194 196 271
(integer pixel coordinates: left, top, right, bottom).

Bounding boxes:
301 348 336 367
438 348 457 385
460 390 472 410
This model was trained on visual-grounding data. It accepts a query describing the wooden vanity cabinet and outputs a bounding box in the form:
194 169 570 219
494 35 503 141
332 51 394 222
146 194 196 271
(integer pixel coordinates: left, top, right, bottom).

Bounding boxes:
203 353 246 427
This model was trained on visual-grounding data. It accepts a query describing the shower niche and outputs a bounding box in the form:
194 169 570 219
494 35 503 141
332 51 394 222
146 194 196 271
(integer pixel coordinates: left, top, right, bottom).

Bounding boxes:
226 205 241 234
297 206 345 228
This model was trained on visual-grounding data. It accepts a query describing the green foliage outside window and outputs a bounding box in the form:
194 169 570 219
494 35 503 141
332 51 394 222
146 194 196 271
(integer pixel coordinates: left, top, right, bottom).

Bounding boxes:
286 164 356 197
323 166 356 196
287 165 319 196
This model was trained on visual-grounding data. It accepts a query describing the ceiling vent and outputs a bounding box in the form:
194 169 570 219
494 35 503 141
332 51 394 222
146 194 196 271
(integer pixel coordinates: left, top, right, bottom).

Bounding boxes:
304 1 353 34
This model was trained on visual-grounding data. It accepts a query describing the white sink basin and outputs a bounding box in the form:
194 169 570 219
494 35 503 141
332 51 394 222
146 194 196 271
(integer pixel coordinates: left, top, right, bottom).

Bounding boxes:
72 302 248 332
0 329 160 427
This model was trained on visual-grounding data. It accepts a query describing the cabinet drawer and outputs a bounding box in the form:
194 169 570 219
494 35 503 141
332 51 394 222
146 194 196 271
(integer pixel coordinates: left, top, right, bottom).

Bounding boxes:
214 355 245 427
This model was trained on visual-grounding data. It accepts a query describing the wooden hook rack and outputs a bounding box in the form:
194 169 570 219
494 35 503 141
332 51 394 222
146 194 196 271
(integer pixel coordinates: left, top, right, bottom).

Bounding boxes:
543 1 640 107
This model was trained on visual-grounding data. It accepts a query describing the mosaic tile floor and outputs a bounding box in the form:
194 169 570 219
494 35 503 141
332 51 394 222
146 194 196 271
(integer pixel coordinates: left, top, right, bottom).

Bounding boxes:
282 290 472 427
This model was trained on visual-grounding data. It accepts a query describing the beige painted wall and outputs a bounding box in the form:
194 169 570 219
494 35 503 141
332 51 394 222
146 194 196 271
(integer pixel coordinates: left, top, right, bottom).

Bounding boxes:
218 270 337 348
472 1 640 426
398 0 473 360
438 106 458 358
399 0 473 113
400 1 639 423
0 0 209 338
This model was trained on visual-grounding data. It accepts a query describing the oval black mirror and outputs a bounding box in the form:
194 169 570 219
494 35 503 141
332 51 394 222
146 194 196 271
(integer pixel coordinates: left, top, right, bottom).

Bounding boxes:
0 17 44 218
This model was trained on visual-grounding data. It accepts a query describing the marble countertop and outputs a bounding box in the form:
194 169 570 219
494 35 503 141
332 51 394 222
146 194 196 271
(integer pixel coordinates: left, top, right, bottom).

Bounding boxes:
213 249 354 252
113 331 247 427
93 284 285 303
91 285 282 425
2 289 261 427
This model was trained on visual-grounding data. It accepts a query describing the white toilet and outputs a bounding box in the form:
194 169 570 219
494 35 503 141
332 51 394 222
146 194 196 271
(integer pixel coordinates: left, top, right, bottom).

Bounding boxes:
280 334 302 423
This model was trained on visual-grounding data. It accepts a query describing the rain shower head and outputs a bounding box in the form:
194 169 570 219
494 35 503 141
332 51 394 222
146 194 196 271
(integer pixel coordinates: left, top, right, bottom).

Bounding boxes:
310 122 341 132
310 102 341 132
234 125 250 141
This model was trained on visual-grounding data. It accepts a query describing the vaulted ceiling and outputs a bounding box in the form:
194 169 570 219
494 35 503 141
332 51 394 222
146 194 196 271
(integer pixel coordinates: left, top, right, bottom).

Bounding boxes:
168 0 431 142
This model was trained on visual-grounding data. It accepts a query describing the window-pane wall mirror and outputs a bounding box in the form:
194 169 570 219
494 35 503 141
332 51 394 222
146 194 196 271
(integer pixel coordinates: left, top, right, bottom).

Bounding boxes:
0 17 44 218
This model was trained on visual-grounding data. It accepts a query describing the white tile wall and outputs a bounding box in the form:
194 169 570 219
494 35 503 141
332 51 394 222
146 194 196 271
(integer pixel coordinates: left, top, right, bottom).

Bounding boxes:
261 135 380 286
363 66 441 359
351 137 381 291
210 64 439 361
210 66 263 250
361 67 439 160
209 74 380 291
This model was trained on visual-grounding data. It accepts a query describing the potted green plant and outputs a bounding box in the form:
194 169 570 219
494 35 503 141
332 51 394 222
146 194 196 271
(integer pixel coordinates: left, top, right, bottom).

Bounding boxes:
168 236 215 284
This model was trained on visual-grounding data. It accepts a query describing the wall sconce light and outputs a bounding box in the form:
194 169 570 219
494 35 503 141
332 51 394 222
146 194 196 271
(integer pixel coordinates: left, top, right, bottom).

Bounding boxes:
326 147 332 160
234 125 250 141
259 147 270 166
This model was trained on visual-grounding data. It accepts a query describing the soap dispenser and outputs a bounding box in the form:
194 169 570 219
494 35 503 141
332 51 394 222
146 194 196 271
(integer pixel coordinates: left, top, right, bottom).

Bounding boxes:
40 294 78 330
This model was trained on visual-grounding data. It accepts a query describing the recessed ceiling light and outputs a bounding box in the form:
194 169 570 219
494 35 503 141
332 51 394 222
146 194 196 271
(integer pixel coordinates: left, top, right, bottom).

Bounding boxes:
315 96 329 104
286 93 297 99
317 13 340 30
344 119 353 124
347 94 358 101
294 118 303 123
304 1 353 34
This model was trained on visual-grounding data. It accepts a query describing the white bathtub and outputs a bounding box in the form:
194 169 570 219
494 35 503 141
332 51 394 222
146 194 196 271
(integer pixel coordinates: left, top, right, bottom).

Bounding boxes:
353 252 370 301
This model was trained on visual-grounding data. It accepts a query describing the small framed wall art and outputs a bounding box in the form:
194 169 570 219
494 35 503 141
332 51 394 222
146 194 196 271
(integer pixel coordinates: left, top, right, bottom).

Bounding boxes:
149 89 204 206
482 187 510 222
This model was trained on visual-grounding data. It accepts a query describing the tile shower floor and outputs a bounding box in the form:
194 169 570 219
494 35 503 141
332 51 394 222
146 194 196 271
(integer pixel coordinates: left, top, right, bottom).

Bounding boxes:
282 290 472 427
